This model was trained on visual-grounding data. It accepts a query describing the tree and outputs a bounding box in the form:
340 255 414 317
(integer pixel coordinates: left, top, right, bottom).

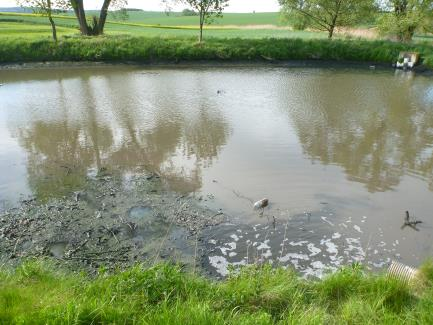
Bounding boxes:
378 0 433 42
182 8 198 16
110 8 129 21
279 0 376 39
176 0 229 42
280 0 310 30
68 0 127 36
17 0 61 41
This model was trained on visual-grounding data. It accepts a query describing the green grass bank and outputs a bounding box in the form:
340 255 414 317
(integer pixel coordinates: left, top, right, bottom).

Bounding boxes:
1 36 433 68
1 260 433 324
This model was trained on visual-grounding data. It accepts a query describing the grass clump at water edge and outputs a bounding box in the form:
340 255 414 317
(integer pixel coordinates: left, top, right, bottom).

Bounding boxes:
1 36 433 69
1 259 433 324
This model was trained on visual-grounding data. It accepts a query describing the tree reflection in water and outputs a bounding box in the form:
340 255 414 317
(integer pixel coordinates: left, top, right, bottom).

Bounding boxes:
287 71 433 193
15 72 230 200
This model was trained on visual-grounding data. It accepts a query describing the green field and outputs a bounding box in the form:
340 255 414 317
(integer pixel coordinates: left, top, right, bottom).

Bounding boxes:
1 10 432 42
90 10 284 26
0 21 76 38
1 11 432 42
0 11 325 40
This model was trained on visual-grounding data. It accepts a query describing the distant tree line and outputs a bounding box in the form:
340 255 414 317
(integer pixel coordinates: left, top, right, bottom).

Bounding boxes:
182 8 198 16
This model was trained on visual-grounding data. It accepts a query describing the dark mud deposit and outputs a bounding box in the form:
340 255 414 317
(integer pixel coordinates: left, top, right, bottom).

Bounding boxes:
0 171 225 273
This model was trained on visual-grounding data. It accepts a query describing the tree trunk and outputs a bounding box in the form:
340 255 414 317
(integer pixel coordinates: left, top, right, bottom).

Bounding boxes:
96 0 111 35
328 10 339 39
72 0 89 35
402 27 415 43
328 26 335 39
47 0 57 42
199 23 204 43
199 10 204 43
48 14 57 42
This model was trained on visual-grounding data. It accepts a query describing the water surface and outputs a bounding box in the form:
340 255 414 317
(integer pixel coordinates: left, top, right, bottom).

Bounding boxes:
1 65 432 276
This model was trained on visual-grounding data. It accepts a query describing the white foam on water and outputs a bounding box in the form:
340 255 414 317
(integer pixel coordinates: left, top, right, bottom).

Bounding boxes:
303 265 330 279
344 238 365 262
332 233 342 239
289 241 308 247
321 216 334 226
209 256 230 276
257 240 271 250
279 253 310 263
230 234 240 242
311 261 326 269
329 255 344 267
378 241 386 247
321 239 338 255
219 242 236 256
346 238 361 245
354 225 363 233
308 243 321 256
262 249 272 258
371 261 388 268
209 256 246 277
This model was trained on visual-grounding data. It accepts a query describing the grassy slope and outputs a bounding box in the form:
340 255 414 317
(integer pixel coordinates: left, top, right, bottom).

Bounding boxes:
1 36 432 68
1 260 433 324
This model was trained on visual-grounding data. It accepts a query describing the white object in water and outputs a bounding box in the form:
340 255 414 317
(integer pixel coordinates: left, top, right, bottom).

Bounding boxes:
387 261 419 284
254 198 269 210
396 57 415 70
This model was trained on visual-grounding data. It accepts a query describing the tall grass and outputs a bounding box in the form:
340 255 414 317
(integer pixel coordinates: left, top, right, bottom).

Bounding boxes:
1 35 432 68
1 259 433 324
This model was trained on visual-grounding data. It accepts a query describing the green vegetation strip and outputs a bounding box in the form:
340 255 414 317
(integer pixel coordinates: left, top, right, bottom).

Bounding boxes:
1 36 433 68
1 260 433 324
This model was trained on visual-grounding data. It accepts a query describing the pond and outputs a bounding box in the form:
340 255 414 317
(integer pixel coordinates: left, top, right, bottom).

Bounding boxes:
1 65 433 277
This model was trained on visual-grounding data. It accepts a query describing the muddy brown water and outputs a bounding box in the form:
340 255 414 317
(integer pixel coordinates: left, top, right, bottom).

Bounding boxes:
1 65 433 277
